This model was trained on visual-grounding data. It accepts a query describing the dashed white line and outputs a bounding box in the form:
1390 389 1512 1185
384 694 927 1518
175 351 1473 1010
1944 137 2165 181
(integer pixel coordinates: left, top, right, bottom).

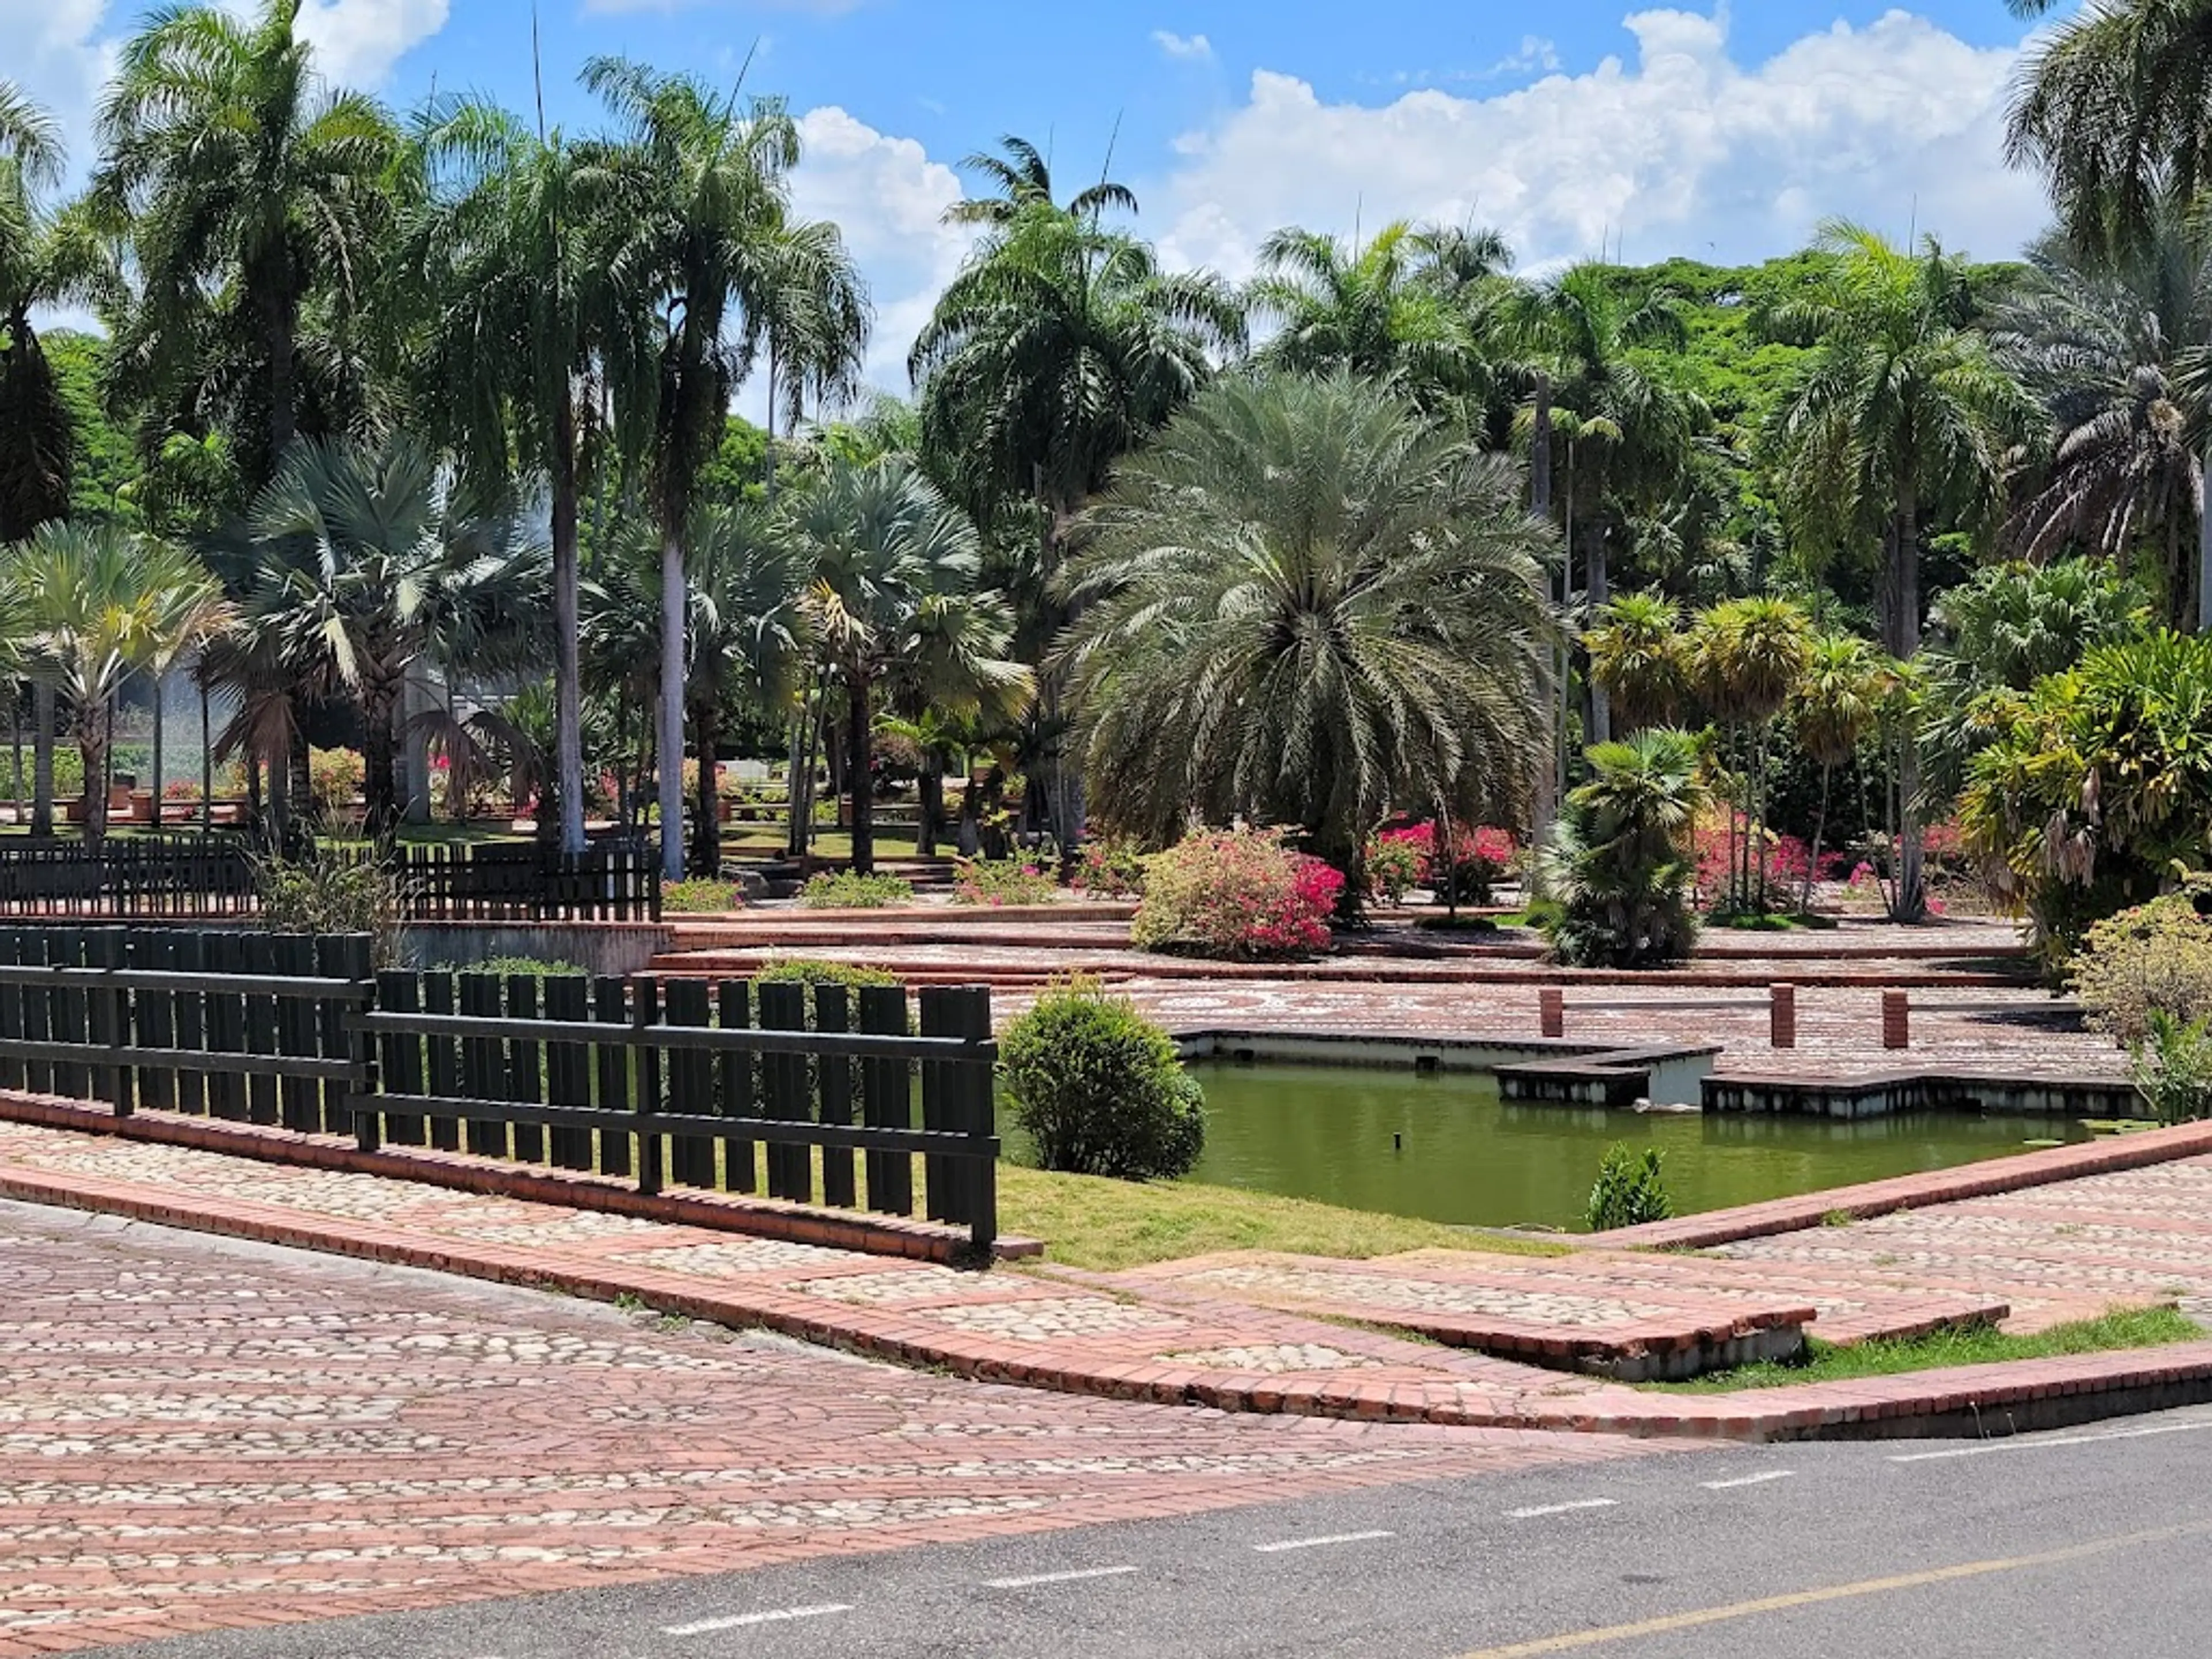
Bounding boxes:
983 1566 1141 1590
1889 1418 2212 1464
1702 1470 1796 1491
664 1604 853 1637
1252 1529 1396 1554
1508 1499 1620 1520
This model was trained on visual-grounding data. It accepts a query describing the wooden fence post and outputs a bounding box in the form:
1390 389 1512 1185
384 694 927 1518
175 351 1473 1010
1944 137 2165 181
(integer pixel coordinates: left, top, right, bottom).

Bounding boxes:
1539 987 1566 1040
1770 983 1797 1050
1883 990 1911 1051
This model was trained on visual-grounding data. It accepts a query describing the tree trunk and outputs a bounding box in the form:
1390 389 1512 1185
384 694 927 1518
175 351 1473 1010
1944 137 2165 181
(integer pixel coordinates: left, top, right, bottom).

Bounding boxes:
847 675 874 876
657 526 687 881
77 709 107 846
917 752 943 856
361 681 399 841
1881 490 1926 922
31 680 54 838
785 680 814 859
550 414 588 857
1804 764 1833 916
7 688 20 824
957 781 981 858
1584 520 1612 748
149 673 166 830
264 284 297 475
2199 440 2212 632
200 677 213 834
690 698 719 877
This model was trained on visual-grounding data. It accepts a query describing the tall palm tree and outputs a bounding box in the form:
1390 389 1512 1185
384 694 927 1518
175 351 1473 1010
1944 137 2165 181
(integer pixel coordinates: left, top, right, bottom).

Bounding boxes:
1763 222 2031 917
403 97 637 853
1789 631 1885 910
942 134 1138 227
786 456 1028 874
1585 592 1690 732
3 522 225 843
589 55 808 880
1688 596 1814 914
1992 218 2212 628
241 438 550 836
1247 221 1489 405
752 215 870 496
1060 373 1555 890
92 0 398 491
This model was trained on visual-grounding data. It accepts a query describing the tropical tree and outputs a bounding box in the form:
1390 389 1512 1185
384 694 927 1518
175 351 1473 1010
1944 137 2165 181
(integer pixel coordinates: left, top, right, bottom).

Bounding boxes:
1540 728 1708 969
786 456 1028 874
238 438 550 836
753 215 870 493
1787 632 1886 911
590 56 845 880
3 522 225 843
1060 373 1555 895
1585 592 1690 731
92 0 399 490
1687 596 1813 914
1762 222 2032 917
942 134 1138 226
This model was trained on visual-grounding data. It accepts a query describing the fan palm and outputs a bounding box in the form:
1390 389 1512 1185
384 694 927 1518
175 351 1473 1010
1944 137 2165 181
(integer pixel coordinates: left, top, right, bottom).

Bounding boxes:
3 522 226 843
786 456 1029 874
1539 728 1707 969
1585 592 1689 731
92 0 398 490
240 437 551 836
1763 222 2032 917
1059 373 1555 892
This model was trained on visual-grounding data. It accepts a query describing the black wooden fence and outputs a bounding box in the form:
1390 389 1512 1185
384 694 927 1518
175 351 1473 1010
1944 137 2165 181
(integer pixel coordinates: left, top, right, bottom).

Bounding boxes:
0 839 661 923
0 926 997 1253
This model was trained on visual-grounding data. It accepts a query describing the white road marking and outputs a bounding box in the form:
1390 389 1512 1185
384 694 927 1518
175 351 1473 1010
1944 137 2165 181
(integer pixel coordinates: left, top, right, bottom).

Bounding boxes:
1508 1499 1620 1520
1252 1529 1396 1553
1890 1418 2212 1464
1702 1470 1796 1491
664 1604 853 1636
983 1566 1141 1590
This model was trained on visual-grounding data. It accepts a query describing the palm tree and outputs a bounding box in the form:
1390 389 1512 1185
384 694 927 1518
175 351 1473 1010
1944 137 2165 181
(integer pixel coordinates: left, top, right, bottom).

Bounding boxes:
403 97 639 854
1539 728 1707 969
589 56 808 881
1247 221 1488 406
1688 596 1813 915
240 438 550 837
1788 631 1885 911
1991 219 2212 628
1060 373 1555 892
942 134 1138 226
786 456 1029 874
1585 593 1690 732
752 215 870 497
92 0 398 491
3 522 225 843
1763 222 2031 917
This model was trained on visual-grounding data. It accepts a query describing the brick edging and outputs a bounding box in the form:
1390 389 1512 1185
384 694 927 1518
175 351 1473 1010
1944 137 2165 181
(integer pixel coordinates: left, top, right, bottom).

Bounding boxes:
0 1091 1042 1263
1597 1120 2212 1249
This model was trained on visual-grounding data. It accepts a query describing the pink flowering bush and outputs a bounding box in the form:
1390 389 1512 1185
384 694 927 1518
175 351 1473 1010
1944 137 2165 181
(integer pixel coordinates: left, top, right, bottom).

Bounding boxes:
1130 828 1343 960
1692 821 1846 911
953 857 1059 907
1374 821 1518 904
1074 839 1148 898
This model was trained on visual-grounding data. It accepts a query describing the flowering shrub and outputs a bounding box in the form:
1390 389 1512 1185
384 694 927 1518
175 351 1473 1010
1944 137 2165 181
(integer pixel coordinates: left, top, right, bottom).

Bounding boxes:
309 748 365 820
800 870 915 909
1130 828 1342 960
664 878 743 914
2071 882 2212 1044
163 778 202 802
1074 839 1148 898
1365 834 1425 904
953 857 1059 907
1375 821 1518 904
1692 821 1846 911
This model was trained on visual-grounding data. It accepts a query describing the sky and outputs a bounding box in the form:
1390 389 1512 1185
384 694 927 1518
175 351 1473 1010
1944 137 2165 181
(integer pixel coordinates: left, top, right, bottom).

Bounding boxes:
8 0 2065 400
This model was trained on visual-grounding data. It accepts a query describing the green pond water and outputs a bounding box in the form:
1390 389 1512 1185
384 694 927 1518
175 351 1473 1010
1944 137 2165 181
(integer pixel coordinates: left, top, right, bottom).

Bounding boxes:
1177 1063 2093 1232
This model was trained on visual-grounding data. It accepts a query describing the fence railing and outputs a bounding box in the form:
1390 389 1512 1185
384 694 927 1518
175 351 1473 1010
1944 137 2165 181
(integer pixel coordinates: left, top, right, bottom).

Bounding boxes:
0 926 997 1253
0 839 662 924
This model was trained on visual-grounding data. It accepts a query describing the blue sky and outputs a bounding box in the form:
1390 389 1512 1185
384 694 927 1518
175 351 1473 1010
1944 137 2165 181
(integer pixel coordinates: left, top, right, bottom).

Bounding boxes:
12 2 2064 395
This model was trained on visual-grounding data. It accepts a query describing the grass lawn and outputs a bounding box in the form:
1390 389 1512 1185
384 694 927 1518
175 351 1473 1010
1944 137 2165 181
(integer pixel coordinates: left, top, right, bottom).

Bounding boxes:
997 1162 1569 1272
1645 1306 2205 1393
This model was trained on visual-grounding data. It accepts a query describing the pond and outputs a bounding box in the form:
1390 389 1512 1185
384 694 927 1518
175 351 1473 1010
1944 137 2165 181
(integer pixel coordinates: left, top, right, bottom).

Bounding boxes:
1180 1062 2093 1232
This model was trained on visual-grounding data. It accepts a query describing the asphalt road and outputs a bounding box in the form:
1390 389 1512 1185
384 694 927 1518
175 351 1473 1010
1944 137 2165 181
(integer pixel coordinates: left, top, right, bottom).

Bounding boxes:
113 1402 2212 1659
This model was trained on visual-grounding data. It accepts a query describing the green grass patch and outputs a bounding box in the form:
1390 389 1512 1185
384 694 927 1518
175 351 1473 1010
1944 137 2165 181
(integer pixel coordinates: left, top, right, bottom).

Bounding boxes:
1646 1306 2205 1393
996 1163 1570 1272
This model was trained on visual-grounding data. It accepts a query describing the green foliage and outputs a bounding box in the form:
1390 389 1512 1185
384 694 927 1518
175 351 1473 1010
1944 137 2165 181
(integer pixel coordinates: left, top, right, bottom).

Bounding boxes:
1541 729 1706 969
663 877 743 913
1130 828 1342 960
799 870 915 909
251 847 406 969
2072 882 2212 1043
1364 834 1426 905
1586 1143 1674 1232
952 856 1058 907
749 958 902 992
2132 1011 2212 1125
441 956 589 979
1074 838 1147 898
999 981 1205 1181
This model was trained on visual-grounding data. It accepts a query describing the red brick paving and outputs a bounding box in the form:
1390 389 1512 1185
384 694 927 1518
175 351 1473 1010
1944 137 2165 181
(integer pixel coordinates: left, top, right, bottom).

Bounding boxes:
0 1202 1652 1657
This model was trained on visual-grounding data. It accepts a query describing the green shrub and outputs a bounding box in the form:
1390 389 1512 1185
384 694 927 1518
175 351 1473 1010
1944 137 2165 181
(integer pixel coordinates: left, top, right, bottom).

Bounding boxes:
1541 730 1705 969
2070 881 2212 1044
438 956 588 979
1364 834 1425 905
252 846 407 969
1586 1143 1675 1232
750 958 902 994
664 877 743 914
999 981 1206 1181
2132 1012 2212 1124
953 856 1059 907
800 870 915 909
1074 838 1147 898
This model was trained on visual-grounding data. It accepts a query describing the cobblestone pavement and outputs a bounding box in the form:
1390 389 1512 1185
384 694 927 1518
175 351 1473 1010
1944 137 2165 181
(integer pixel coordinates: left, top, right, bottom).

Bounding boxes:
1720 1154 2212 1327
0 1202 1653 1657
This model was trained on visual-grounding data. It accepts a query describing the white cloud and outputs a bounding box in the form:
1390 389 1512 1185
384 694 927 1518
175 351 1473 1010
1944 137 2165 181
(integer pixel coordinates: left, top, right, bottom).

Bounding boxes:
0 0 117 177
1482 35 1562 80
1152 7 2049 282
294 0 450 85
777 105 977 406
1152 29 1213 62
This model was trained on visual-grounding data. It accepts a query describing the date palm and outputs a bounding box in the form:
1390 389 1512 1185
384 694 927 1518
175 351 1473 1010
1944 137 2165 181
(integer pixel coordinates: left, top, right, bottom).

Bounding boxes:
1059 373 1555 893
786 456 1028 875
92 0 397 490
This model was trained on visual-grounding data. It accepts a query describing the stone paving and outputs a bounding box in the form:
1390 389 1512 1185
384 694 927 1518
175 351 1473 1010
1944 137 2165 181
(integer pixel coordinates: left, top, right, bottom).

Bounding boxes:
0 1202 1649 1657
